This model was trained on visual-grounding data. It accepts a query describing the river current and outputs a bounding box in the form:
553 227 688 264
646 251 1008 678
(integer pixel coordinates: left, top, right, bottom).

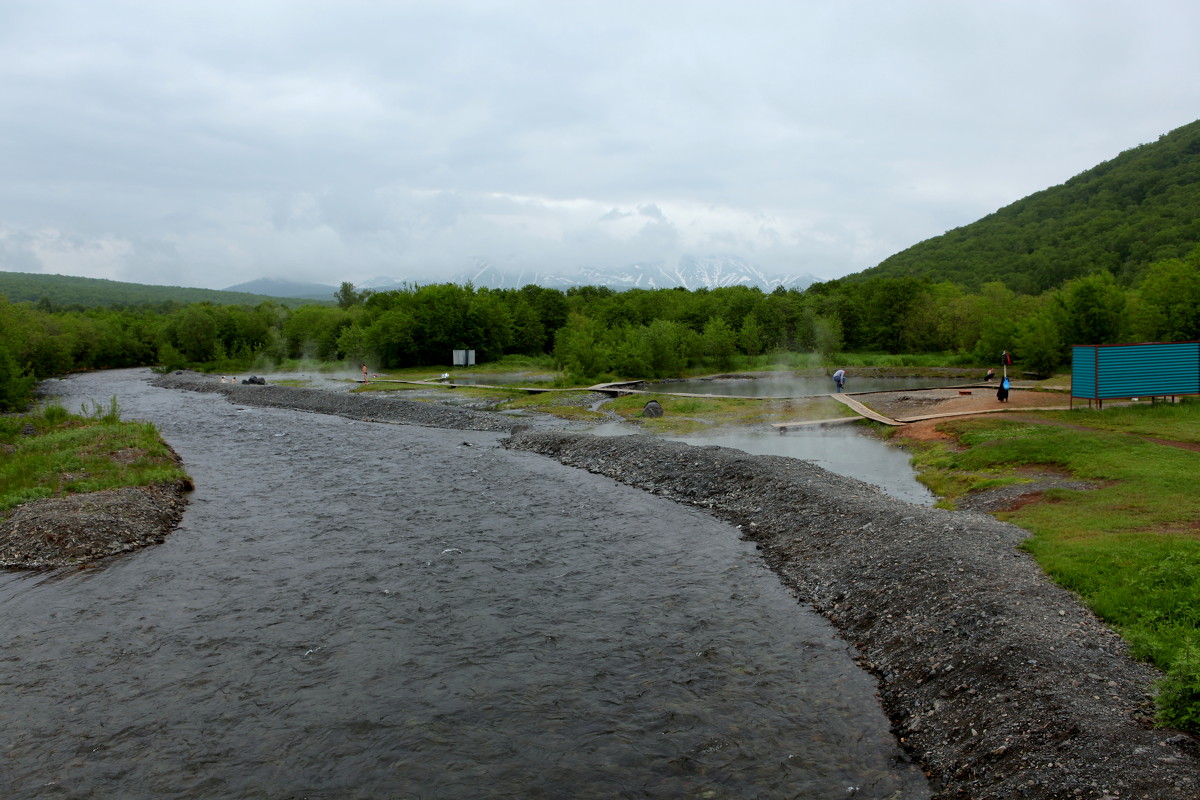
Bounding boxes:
2 370 929 799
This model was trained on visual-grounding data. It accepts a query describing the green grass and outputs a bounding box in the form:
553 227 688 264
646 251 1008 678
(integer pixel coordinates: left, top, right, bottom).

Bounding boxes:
0 399 191 513
1039 396 1200 444
496 391 612 421
905 405 1200 729
603 392 853 435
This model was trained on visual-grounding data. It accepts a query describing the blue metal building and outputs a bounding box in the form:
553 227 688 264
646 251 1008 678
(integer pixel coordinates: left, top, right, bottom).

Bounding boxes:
1071 341 1200 408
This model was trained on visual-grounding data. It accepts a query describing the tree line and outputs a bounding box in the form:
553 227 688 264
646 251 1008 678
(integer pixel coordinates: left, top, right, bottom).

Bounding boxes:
3 247 1200 410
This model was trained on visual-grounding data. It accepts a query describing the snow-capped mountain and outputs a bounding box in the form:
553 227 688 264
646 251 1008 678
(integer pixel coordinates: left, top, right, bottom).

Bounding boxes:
574 255 815 291
357 255 815 292
228 255 818 298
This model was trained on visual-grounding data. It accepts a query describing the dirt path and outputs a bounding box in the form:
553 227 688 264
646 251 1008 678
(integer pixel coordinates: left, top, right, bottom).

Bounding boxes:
851 387 1072 444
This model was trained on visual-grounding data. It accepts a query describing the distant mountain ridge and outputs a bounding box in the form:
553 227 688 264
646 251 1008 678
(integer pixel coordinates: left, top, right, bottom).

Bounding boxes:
221 277 343 300
0 270 318 309
854 118 1200 293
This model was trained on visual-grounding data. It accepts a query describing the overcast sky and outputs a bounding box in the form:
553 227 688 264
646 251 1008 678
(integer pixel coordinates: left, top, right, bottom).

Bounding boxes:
2 0 1199 291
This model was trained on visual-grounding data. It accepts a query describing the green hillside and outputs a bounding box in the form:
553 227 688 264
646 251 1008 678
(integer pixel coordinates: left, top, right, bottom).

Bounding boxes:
0 271 323 309
857 118 1200 293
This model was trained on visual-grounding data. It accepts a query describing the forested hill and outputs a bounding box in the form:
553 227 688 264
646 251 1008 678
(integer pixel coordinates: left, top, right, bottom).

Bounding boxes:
855 118 1200 293
0 271 321 309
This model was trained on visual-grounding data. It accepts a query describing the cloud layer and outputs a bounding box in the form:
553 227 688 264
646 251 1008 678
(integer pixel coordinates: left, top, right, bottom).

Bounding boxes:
2 0 1199 289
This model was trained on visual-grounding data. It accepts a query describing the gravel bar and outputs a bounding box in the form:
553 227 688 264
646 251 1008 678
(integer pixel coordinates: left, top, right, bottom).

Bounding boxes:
150 371 532 432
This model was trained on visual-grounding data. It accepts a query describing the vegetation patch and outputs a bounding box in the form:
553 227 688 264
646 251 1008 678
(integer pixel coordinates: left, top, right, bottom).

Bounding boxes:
0 398 193 569
604 392 853 435
904 405 1200 729
496 390 611 421
1 399 191 513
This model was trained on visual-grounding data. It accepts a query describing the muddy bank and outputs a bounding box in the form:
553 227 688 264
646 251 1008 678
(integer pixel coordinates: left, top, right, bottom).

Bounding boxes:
504 430 1200 800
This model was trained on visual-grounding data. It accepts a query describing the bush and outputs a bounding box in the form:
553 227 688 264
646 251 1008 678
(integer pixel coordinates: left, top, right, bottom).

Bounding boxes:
84 396 122 424
1157 643 1200 731
38 399 70 428
0 343 34 411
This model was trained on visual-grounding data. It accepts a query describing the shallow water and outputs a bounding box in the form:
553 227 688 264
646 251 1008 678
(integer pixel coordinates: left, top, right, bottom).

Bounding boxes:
588 423 934 506
670 428 935 506
644 375 955 397
3 370 928 799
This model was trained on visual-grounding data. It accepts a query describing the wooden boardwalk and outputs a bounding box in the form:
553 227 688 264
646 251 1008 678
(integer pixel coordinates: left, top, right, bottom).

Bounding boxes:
829 393 904 425
772 393 902 429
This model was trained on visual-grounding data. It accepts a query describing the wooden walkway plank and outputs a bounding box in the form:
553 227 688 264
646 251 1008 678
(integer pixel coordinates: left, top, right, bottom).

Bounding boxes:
829 393 903 425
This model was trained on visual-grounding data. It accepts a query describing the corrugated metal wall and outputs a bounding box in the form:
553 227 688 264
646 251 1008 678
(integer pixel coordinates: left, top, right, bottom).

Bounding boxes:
1072 346 1098 399
1072 342 1200 400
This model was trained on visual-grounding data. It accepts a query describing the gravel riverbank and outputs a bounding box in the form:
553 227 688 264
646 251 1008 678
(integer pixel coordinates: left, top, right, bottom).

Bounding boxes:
502 430 1200 800
0 482 190 569
150 370 533 432
15 371 1199 798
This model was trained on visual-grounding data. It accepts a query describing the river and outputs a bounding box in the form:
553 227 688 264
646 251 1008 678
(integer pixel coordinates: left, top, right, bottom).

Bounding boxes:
1 369 929 799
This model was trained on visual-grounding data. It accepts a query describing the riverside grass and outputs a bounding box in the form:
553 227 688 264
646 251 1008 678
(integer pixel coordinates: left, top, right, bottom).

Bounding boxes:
0 399 189 512
906 400 1200 729
604 392 854 435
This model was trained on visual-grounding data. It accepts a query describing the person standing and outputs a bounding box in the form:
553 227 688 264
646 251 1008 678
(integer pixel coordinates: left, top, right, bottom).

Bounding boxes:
361 363 368 384
832 369 846 393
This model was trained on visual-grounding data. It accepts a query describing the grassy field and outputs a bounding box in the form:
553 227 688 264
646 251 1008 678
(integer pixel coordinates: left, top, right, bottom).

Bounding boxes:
0 399 190 513
904 399 1200 729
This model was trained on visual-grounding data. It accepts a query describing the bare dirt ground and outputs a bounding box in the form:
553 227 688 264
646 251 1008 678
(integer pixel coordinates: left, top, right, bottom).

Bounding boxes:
858 385 1073 444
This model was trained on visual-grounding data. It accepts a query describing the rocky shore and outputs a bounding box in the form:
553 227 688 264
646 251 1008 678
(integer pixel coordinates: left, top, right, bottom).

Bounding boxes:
149 370 535 432
14 370 1199 797
0 482 191 569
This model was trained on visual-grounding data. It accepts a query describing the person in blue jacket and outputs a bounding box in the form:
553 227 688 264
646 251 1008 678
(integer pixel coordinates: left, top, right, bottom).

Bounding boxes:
832 369 846 393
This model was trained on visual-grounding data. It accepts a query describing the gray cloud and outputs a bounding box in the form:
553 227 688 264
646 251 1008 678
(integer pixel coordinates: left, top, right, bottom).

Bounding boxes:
1 0 1199 289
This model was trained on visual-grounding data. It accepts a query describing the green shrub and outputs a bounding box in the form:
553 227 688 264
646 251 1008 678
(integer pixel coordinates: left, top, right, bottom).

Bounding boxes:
84 396 122 423
38 399 70 427
0 343 35 411
1157 643 1200 730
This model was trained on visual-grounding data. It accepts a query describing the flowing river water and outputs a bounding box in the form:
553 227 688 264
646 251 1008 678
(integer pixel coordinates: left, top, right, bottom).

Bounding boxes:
2 370 929 799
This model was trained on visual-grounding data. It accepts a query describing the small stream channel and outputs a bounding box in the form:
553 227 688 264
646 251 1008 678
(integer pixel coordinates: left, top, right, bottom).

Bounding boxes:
1 370 930 799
